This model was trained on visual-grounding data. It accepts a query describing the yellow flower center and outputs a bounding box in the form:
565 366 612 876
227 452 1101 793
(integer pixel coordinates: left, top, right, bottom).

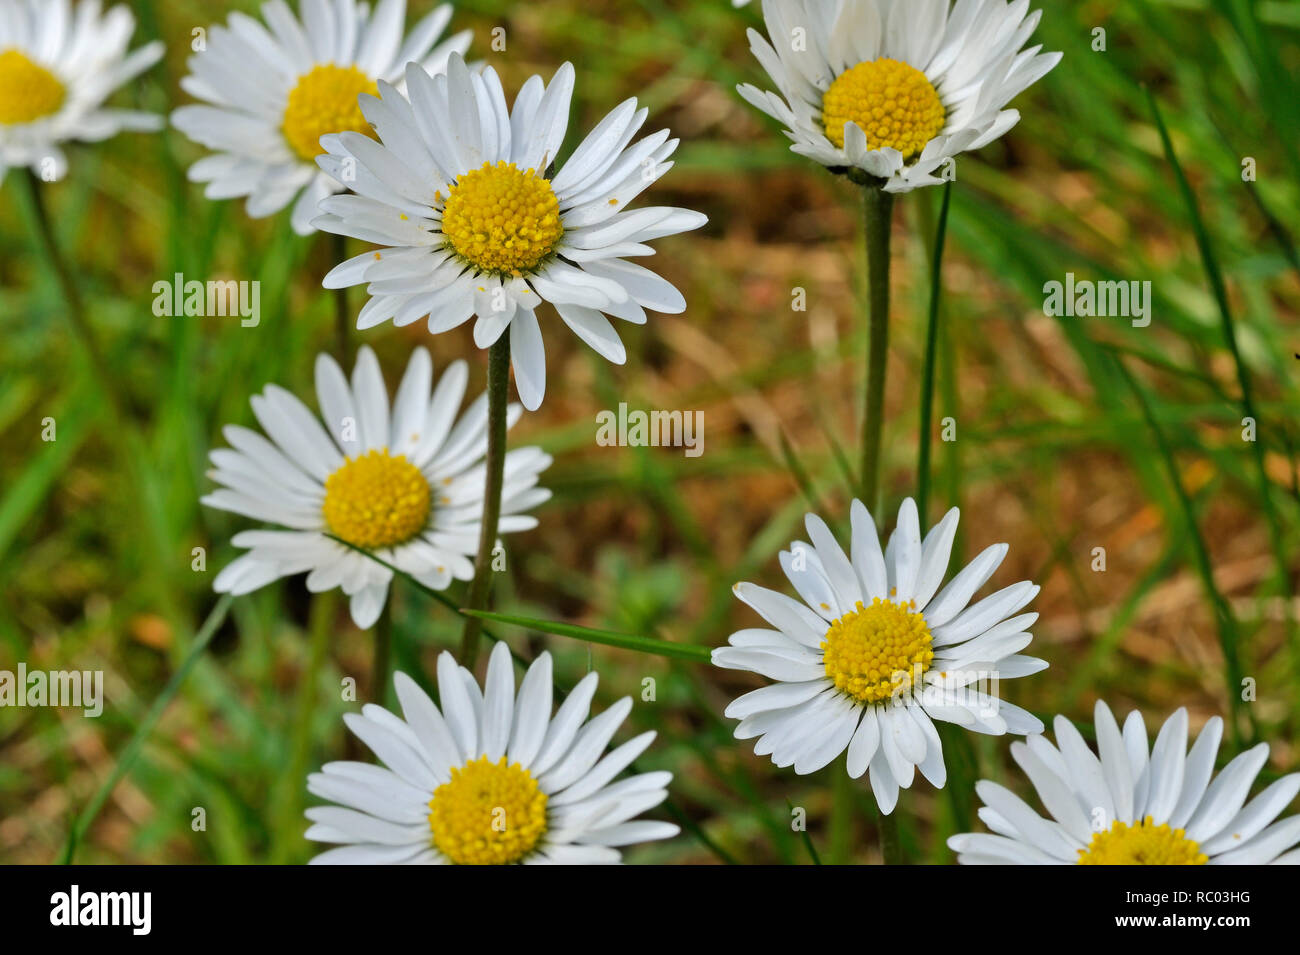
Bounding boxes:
439 160 564 276
821 597 934 704
0 49 66 125
321 449 430 550
1077 816 1209 865
282 63 378 162
822 57 945 159
428 756 549 865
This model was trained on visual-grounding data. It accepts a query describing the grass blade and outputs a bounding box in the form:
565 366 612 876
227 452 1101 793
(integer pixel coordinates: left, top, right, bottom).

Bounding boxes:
1116 358 1252 746
788 798 822 865
59 594 233 863
458 609 713 663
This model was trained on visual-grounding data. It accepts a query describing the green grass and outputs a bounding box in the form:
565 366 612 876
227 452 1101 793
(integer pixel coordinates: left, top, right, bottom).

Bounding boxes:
1 0 1298 864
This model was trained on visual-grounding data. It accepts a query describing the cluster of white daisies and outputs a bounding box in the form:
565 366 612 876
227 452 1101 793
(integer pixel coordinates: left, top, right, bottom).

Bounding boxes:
12 0 1296 866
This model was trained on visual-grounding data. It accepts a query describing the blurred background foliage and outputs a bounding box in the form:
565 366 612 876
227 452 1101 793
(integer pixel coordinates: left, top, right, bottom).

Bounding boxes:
1 0 1298 864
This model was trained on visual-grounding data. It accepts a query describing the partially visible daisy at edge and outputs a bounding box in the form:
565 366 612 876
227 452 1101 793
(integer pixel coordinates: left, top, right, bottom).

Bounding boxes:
202 345 551 628
312 52 708 410
307 642 679 864
950 702 1300 865
713 497 1046 813
0 0 163 183
172 0 470 234
738 0 1062 191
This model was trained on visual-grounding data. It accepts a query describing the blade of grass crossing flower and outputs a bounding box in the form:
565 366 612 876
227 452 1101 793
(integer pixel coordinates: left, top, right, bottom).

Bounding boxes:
325 534 513 648
458 609 712 663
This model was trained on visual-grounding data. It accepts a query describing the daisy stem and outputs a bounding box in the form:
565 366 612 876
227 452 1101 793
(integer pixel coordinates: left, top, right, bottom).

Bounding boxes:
829 759 853 863
373 600 392 706
329 232 353 366
859 186 895 511
916 181 952 524
857 184 905 866
459 337 511 670
877 811 903 865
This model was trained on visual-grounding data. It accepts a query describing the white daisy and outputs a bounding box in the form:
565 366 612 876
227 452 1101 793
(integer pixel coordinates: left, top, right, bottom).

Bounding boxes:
712 497 1046 813
171 0 470 234
312 53 708 411
738 0 1062 191
0 0 163 183
949 702 1300 865
202 345 551 629
306 642 680 864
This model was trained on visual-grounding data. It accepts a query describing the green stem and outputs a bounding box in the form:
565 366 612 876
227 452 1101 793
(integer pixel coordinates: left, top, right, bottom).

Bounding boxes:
459 337 511 669
859 186 895 510
829 757 853 864
877 811 903 865
916 182 952 524
858 184 900 864
373 599 392 705
329 231 353 366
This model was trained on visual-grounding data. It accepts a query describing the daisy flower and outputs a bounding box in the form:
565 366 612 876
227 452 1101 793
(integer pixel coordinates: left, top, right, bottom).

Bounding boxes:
312 53 708 411
0 0 163 183
171 0 470 234
738 0 1062 191
713 497 1046 813
949 702 1300 865
202 345 551 629
306 642 679 864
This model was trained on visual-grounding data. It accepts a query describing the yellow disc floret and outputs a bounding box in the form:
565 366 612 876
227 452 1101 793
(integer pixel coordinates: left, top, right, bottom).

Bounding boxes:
0 49 66 125
822 57 945 159
321 449 431 550
1077 816 1209 865
428 756 549 865
282 63 379 162
440 160 564 276
821 597 934 704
